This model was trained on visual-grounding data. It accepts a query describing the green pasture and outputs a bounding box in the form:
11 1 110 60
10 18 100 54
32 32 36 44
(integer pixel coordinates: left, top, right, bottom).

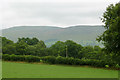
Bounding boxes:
2 61 118 78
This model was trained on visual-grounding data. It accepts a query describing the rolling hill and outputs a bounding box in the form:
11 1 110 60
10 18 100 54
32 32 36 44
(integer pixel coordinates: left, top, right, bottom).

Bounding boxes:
2 25 105 47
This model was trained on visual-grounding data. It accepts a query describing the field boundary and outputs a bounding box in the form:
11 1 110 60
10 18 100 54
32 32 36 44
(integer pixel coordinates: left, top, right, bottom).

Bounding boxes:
2 61 119 71
1 78 119 80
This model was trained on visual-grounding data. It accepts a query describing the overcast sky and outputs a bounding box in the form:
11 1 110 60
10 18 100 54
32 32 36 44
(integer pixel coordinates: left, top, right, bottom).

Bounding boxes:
0 0 119 29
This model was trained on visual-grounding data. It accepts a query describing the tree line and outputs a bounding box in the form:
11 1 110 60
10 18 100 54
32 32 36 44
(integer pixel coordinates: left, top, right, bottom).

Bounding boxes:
1 36 120 69
2 37 103 60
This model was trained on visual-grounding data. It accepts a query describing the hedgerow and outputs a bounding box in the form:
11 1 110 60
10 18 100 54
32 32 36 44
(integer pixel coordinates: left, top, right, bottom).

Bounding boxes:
2 54 119 69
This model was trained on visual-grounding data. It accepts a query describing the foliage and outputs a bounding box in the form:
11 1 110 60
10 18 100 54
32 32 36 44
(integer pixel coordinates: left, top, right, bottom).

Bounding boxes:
97 3 120 64
2 37 13 46
50 41 66 57
2 54 118 69
65 40 83 58
41 56 56 64
2 54 40 62
16 40 28 55
25 55 40 62
17 37 39 45
2 54 11 61
2 44 17 55
2 36 119 69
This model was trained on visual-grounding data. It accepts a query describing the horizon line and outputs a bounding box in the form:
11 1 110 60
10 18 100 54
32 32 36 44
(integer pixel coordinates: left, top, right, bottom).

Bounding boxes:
1 24 104 30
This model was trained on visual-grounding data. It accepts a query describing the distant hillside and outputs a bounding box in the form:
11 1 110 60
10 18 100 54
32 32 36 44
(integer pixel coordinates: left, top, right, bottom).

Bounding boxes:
2 25 105 47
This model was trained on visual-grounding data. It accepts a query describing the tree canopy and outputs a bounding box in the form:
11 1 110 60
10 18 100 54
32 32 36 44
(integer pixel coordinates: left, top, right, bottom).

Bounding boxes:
97 2 120 63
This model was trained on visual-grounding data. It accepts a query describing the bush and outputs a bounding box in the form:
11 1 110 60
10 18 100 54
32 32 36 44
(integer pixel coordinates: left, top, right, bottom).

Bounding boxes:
56 56 66 64
2 54 40 62
105 65 109 68
2 54 11 61
2 54 119 69
9 54 25 61
41 56 56 64
25 55 40 62
115 64 120 69
16 55 25 61
65 57 75 65
10 54 18 61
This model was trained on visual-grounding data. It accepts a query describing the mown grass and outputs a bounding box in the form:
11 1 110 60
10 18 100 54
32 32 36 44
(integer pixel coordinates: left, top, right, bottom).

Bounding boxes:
0 60 2 79
2 61 118 78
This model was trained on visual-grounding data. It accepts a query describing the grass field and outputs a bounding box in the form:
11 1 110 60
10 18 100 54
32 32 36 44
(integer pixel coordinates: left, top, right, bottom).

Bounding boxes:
0 61 2 79
2 61 118 78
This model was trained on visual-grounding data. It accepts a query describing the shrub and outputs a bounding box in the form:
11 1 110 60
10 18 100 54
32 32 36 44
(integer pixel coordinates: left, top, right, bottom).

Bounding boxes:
66 57 75 65
2 54 11 61
41 56 56 64
105 65 109 68
2 54 119 69
16 55 25 61
10 54 18 61
40 59 43 62
56 56 66 64
25 55 40 62
2 54 40 62
115 64 120 69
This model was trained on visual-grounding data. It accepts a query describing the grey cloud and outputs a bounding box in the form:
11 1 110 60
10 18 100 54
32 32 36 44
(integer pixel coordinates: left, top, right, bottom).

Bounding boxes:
8 2 103 21
2 0 119 29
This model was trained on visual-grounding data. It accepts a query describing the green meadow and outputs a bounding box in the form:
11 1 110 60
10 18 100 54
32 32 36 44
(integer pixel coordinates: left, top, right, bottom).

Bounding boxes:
2 61 118 78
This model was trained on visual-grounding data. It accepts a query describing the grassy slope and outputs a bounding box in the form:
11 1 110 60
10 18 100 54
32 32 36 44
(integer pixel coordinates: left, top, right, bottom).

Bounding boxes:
2 25 105 46
2 61 118 78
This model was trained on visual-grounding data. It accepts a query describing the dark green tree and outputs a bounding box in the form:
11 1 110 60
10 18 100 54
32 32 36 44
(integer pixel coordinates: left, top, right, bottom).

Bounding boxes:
2 44 17 55
2 37 13 46
79 45 94 59
16 40 28 55
35 40 46 49
50 41 66 57
97 3 120 64
94 46 101 52
65 40 83 58
17 37 39 45
34 40 47 56
26 45 36 55
2 37 16 55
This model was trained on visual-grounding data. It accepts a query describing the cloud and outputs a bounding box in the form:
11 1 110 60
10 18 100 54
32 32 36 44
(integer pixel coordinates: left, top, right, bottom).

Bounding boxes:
1 0 120 29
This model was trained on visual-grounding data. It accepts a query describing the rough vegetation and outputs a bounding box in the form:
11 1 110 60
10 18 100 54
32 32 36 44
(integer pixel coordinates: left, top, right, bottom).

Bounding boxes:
1 37 120 69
